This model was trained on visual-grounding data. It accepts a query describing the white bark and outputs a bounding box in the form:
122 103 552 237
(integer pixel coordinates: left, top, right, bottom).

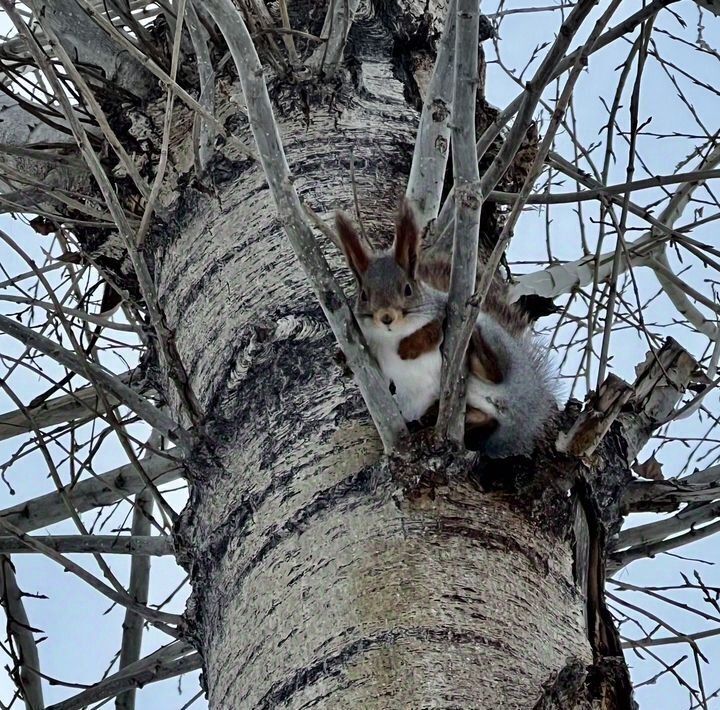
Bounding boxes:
156 41 592 707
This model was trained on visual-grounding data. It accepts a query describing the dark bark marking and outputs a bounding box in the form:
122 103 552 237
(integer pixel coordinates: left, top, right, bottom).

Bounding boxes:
256 626 511 709
236 463 388 584
438 518 550 576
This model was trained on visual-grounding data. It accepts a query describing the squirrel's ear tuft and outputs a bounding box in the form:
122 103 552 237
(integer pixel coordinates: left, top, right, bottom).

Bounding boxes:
394 198 420 279
335 211 369 281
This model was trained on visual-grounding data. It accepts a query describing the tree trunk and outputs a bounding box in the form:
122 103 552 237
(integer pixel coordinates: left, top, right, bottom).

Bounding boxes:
152 25 593 708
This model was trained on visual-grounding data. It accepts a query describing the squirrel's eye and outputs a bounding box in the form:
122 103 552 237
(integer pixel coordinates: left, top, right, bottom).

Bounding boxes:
360 289 368 302
404 284 413 297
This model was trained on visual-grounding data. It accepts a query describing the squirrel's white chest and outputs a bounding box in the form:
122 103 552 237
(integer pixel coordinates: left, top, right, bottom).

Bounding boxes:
364 330 442 422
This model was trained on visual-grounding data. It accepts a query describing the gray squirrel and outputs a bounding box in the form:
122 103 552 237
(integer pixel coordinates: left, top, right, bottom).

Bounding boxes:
335 199 559 458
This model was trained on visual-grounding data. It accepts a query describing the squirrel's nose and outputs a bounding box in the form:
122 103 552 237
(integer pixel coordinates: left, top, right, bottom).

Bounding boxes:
381 313 394 325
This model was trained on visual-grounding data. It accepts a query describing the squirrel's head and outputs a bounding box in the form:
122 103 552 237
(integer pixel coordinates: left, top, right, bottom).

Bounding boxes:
335 200 426 332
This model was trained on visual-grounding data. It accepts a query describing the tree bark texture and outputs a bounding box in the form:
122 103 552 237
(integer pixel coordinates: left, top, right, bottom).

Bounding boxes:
136 16 597 710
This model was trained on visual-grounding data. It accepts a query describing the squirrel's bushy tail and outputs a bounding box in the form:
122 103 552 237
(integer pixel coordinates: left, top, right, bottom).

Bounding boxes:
467 312 559 458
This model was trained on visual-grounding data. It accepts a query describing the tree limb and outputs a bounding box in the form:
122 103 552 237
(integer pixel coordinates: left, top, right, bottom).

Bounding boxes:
406 0 456 231
0 555 44 710
623 465 720 512
116 488 154 710
45 645 200 710
0 452 181 534
306 0 362 77
435 0 481 442
0 371 147 442
0 534 172 556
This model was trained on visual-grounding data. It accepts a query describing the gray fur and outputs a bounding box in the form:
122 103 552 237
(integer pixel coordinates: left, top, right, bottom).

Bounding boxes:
470 313 559 458
336 201 559 458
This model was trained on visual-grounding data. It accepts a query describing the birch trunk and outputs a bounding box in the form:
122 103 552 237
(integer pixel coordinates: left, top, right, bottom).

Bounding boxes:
156 44 592 709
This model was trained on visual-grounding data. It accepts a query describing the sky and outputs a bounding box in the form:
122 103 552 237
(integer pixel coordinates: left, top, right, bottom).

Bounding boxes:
1 1 720 708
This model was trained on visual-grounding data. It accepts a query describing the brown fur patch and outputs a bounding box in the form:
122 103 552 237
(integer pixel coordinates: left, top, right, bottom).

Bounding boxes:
398 319 443 360
464 407 499 450
468 329 503 383
465 407 498 428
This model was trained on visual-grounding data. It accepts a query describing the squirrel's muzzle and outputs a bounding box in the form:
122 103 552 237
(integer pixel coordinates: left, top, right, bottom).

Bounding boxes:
374 308 402 328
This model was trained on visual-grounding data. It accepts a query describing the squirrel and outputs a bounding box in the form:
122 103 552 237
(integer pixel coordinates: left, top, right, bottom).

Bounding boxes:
335 199 559 458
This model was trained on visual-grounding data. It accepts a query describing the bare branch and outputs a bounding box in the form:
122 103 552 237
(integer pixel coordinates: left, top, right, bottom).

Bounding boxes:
433 0 622 237
116 489 154 710
557 373 633 457
187 0 216 174
0 452 182 534
623 465 720 512
0 371 147 442
0 534 172 556
437 0 604 440
694 1 720 16
0 555 44 710
516 144 720 341
22 11 152 201
489 168 720 206
68 0 254 159
45 644 201 710
435 0 481 442
615 501 720 552
135 0 187 247
619 338 699 463
406 0 456 231
610 512 720 573
307 0 362 77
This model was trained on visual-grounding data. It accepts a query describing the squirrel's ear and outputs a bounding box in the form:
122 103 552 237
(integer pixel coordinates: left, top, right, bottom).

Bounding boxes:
335 211 369 281
394 198 419 279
